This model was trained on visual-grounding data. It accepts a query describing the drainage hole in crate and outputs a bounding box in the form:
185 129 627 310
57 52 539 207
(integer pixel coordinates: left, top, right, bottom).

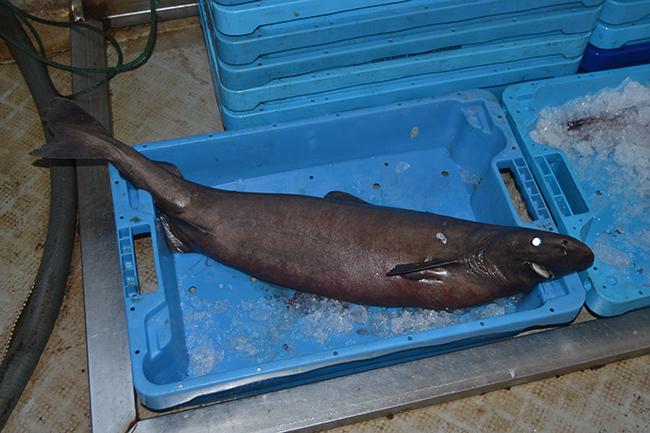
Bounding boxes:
333 351 338 356
188 286 197 294
441 170 449 177
639 290 644 295
135 350 140 355
593 267 598 271
480 321 485 326
130 306 135 311
114 180 119 184
119 216 124 220
372 183 381 189
407 336 413 341
549 308 555 312
384 162 389 166
309 175 314 180
134 233 159 295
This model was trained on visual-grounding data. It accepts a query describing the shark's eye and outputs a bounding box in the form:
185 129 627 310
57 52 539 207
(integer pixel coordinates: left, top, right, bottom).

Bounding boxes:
531 237 542 247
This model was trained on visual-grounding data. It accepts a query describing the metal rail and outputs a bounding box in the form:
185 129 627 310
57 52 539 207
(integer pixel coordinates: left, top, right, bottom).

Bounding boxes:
70 22 137 433
87 0 197 28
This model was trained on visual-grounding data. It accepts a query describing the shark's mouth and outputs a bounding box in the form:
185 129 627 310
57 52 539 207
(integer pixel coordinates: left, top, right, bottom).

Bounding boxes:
530 262 555 279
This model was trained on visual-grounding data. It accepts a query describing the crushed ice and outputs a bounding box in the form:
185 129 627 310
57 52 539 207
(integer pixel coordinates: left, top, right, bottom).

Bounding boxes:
531 79 649 284
182 285 522 377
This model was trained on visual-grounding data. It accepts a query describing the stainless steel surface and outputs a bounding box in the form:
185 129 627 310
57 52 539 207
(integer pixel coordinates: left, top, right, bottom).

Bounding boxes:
131 308 650 433
92 0 197 28
70 23 137 433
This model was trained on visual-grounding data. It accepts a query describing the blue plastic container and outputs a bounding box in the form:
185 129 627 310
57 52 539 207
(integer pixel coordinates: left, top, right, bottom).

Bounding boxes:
210 0 604 65
216 6 600 90
217 33 589 110
590 15 650 48
109 91 585 409
217 55 581 129
599 0 650 24
209 0 407 36
214 0 258 5
580 41 650 71
503 64 650 317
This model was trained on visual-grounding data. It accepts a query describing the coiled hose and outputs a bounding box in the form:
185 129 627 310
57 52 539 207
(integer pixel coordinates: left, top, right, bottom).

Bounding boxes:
0 6 77 430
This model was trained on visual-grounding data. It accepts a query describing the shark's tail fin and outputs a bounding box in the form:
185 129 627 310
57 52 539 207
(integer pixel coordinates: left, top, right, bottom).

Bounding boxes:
30 97 116 160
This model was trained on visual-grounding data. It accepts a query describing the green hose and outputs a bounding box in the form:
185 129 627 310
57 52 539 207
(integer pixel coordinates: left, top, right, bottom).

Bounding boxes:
0 0 158 97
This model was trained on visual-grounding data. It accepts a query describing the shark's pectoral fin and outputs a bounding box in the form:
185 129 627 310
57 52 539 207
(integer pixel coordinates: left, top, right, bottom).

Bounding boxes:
324 190 370 205
387 259 461 279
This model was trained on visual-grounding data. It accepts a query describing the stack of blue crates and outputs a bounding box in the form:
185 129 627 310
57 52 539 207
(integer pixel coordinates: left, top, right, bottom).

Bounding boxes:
581 0 650 71
198 0 605 129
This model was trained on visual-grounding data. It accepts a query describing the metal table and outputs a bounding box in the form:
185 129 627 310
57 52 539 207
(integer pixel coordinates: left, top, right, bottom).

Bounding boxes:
70 3 650 432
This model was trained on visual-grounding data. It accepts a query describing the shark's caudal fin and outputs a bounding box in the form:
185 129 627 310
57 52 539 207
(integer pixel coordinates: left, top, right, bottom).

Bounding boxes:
30 97 116 160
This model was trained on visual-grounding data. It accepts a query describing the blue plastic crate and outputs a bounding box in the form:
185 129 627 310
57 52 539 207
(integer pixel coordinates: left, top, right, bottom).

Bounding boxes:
580 41 650 71
216 33 589 111
210 0 604 65
503 64 650 317
218 55 581 129
590 15 650 48
209 0 408 36
599 0 650 24
216 6 600 90
109 91 585 409
214 0 258 5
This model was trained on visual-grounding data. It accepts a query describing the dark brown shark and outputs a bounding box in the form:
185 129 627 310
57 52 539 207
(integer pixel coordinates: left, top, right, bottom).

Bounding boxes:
32 98 594 309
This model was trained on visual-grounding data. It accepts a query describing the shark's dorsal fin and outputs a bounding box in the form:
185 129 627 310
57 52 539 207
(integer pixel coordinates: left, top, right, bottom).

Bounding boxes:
324 190 370 205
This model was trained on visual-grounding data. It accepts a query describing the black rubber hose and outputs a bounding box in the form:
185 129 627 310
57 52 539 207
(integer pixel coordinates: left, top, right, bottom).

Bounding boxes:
0 6 77 430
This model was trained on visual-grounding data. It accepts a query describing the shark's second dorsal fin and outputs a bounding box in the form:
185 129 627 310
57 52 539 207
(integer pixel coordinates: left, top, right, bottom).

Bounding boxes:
324 191 370 205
